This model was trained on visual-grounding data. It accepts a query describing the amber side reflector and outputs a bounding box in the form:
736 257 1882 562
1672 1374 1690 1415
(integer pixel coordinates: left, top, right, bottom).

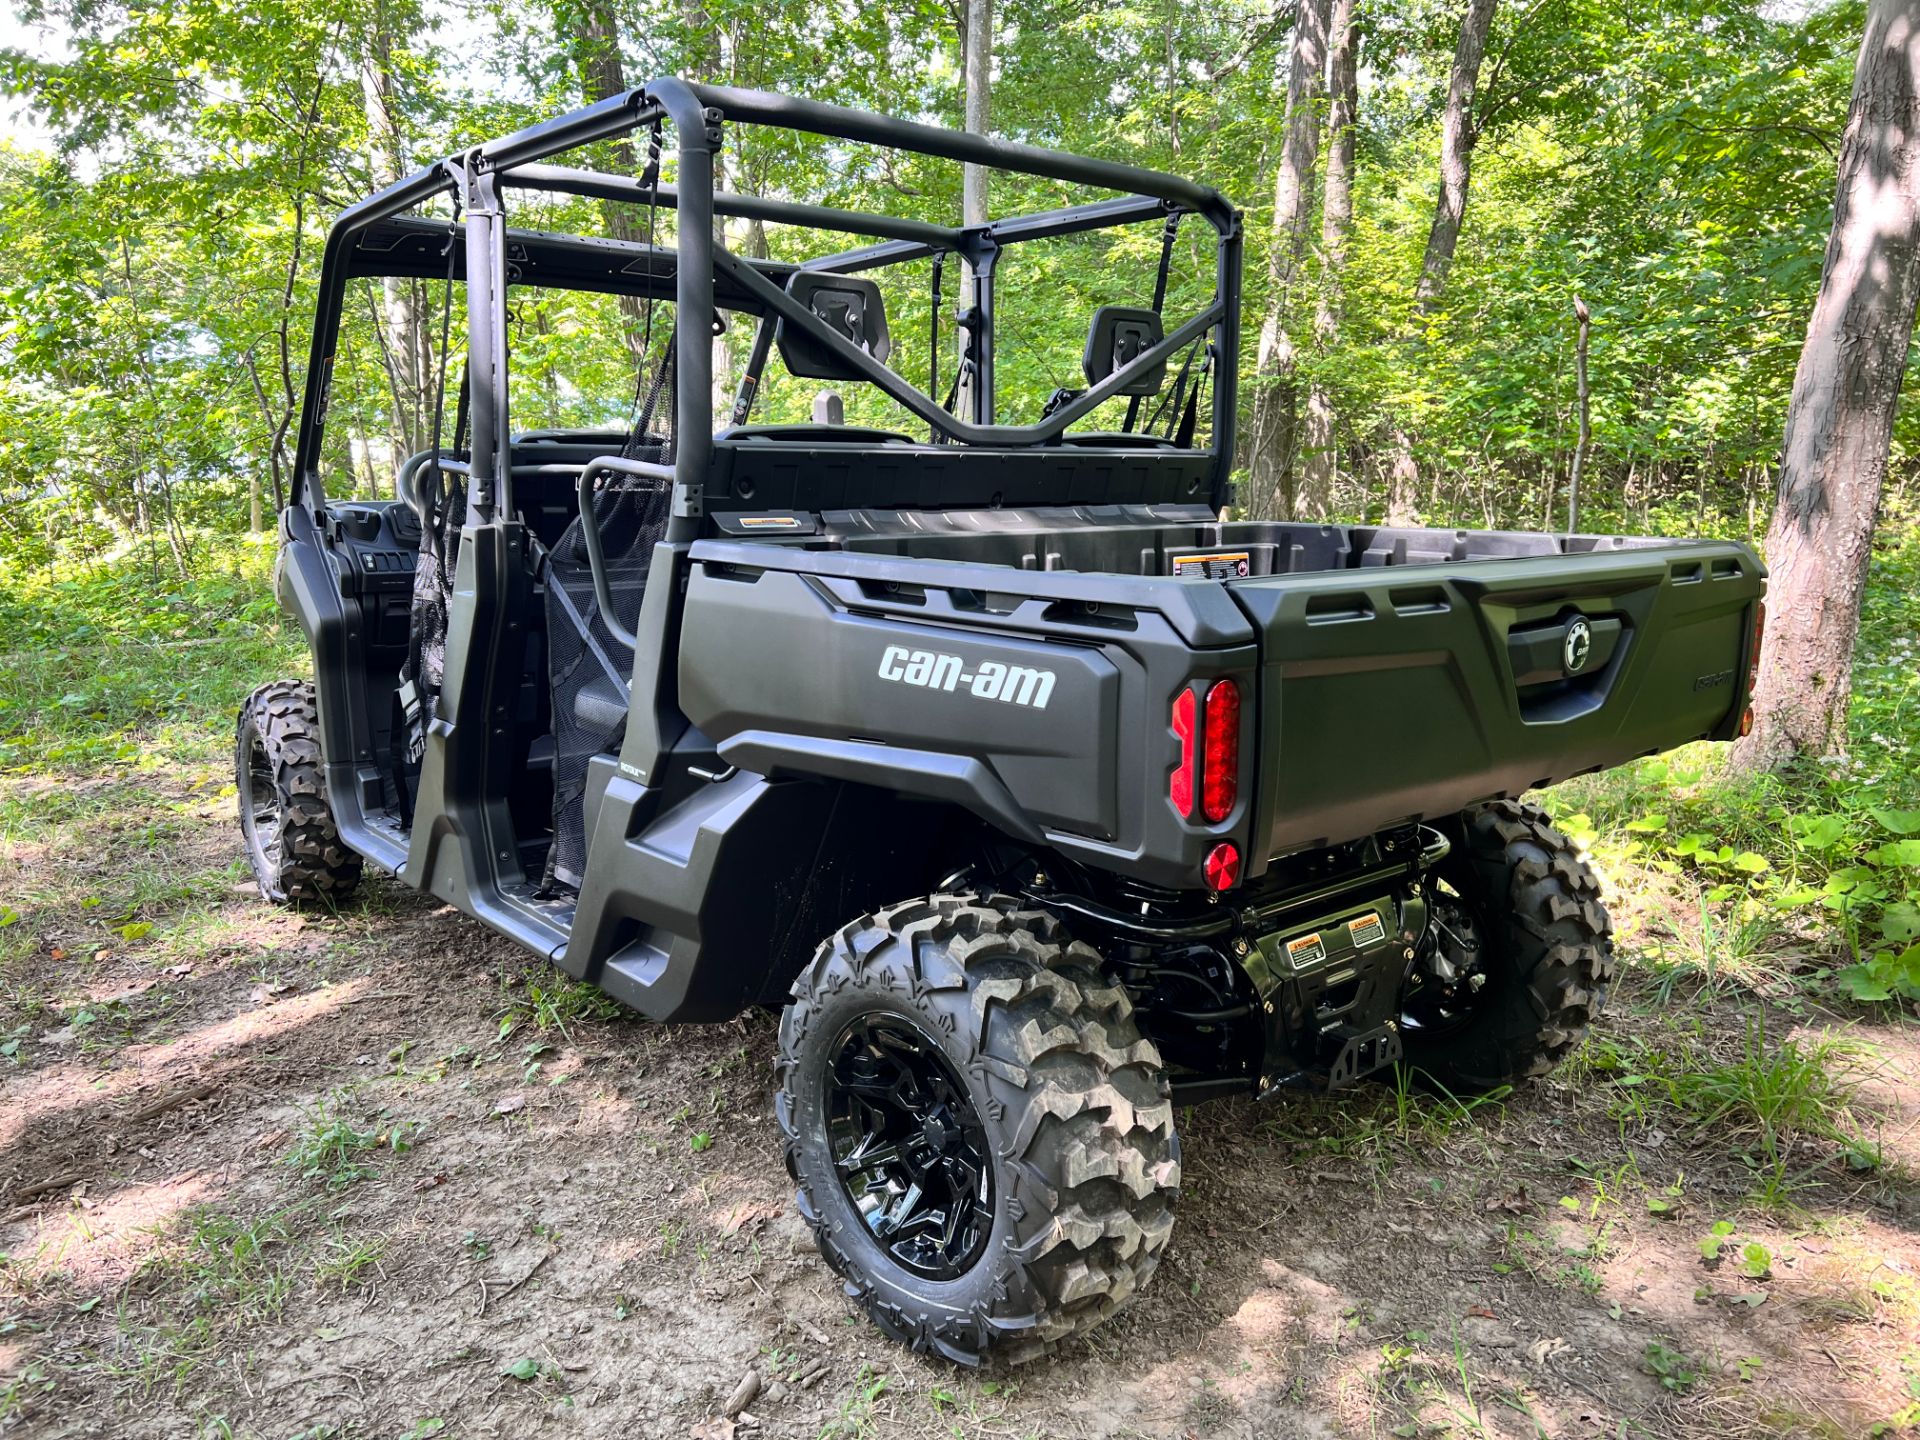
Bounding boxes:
1203 841 1241 892
1170 688 1197 818
1202 680 1241 823
1741 707 1754 737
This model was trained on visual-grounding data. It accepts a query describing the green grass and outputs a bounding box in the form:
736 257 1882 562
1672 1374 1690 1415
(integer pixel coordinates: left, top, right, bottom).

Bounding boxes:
0 534 302 775
285 1094 382 1190
110 1206 298 1397
1581 1019 1875 1203
495 966 628 1040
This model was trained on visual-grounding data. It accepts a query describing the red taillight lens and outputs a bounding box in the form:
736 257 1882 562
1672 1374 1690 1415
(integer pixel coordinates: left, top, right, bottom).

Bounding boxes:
1202 679 1241 823
1170 688 1197 818
1203 841 1241 891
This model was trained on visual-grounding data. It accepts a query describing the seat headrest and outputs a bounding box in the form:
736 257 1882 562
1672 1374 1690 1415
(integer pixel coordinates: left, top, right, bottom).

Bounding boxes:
776 272 892 381
1083 305 1166 396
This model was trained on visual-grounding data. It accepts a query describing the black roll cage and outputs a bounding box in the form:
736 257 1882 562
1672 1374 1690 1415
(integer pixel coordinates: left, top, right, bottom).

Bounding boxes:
290 78 1245 533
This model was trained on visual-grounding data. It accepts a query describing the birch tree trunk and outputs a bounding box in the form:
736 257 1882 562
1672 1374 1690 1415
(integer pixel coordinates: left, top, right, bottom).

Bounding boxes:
1733 0 1920 770
1414 0 1498 314
1298 0 1357 520
1244 0 1332 519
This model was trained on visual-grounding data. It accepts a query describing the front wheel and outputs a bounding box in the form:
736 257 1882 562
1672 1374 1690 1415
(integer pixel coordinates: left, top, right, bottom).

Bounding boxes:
235 680 361 906
775 893 1180 1364
1400 800 1614 1094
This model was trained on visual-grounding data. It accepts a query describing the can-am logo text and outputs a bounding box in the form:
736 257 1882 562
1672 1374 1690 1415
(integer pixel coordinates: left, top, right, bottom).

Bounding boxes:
877 646 1056 709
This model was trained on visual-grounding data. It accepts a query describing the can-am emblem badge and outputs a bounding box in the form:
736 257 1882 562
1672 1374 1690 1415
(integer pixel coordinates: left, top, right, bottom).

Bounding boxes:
1564 617 1593 674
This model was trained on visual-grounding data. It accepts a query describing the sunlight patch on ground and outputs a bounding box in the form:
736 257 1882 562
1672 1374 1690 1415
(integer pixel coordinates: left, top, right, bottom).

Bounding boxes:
6 1172 215 1292
0 977 369 1153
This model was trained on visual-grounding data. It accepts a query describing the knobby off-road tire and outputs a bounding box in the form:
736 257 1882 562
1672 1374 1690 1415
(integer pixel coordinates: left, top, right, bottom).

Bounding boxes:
776 893 1180 1364
235 680 361 906
1404 800 1615 1094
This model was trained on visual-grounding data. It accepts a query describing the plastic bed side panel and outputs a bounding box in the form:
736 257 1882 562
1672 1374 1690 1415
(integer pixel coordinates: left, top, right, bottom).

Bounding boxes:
674 548 1259 890
1231 541 1766 858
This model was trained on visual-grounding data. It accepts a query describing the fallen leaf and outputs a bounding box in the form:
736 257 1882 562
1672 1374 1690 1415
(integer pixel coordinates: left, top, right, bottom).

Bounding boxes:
412 1173 448 1193
720 1201 782 1237
316 1327 345 1341
1484 1185 1531 1215
1726 1291 1768 1309
249 983 288 1006
492 1094 526 1117
1466 1306 1496 1320
690 1420 737 1440
502 1357 540 1382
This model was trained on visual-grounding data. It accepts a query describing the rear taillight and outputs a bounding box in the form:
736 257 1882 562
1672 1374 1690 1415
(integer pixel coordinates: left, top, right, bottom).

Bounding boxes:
1172 677 1245 834
1202 679 1241 823
1741 600 1765 737
1170 688 1197 817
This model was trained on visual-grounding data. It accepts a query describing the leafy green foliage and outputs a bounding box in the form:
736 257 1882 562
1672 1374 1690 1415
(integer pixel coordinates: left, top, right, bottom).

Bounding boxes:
1642 1338 1702 1393
0 0 1879 549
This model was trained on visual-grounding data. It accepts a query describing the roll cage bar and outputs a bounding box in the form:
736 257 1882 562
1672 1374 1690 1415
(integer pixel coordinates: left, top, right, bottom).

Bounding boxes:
290 78 1244 533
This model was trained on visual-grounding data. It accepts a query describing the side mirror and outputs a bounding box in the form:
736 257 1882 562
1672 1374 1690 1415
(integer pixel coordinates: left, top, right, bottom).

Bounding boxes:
777 272 892 381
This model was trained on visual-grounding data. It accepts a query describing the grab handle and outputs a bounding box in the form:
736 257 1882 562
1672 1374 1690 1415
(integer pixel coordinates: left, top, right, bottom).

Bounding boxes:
575 455 674 652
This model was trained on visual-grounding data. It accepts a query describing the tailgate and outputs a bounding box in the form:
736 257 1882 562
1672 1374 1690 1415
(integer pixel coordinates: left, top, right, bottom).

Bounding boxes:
1229 541 1765 860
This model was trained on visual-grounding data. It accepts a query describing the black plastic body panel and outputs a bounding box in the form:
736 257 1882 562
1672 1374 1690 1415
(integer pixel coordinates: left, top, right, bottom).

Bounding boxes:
674 541 1258 891
1228 540 1764 857
704 440 1216 514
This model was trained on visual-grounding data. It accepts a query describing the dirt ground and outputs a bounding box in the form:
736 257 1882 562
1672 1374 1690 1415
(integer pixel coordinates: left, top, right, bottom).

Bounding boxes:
4 764 1920 1440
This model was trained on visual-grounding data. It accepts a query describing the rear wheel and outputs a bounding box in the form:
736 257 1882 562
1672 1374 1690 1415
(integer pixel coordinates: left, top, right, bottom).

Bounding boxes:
1400 800 1613 1093
235 680 361 906
776 893 1179 1364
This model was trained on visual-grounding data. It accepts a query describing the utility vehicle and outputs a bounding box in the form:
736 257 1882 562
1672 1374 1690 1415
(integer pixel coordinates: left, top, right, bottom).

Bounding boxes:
239 80 1766 1363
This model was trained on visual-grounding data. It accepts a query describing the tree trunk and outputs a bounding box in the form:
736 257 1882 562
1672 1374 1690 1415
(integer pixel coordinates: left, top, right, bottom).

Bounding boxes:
1413 0 1497 315
1382 438 1420 524
1244 0 1332 520
1733 0 1920 771
956 0 993 422
1298 0 1357 520
1566 295 1590 533
570 0 656 365
361 18 429 461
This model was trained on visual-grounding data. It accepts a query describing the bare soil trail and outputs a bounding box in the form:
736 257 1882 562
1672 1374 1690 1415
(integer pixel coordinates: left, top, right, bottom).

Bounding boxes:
3 760 1917 1439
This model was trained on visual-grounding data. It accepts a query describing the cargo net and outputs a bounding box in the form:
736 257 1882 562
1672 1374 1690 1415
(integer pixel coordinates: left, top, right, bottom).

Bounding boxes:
541 343 676 890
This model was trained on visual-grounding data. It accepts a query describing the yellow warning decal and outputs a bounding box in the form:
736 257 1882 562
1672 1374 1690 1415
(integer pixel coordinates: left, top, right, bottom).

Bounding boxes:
1285 931 1327 967
1171 551 1252 579
738 515 802 528
1348 911 1388 948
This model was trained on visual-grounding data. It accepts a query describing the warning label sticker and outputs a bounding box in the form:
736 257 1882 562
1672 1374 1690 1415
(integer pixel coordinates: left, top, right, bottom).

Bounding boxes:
738 514 803 529
1348 911 1388 949
1171 551 1252 579
1284 931 1328 970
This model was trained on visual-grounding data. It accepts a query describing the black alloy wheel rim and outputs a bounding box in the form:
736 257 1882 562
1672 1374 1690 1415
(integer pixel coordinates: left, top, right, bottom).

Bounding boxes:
1400 882 1490 1036
241 732 284 875
824 1014 995 1280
